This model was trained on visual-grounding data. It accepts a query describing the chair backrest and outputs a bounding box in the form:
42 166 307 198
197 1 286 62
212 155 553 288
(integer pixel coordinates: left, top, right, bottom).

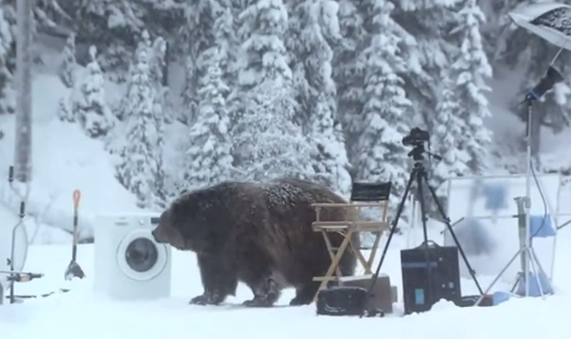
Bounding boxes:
350 182 392 202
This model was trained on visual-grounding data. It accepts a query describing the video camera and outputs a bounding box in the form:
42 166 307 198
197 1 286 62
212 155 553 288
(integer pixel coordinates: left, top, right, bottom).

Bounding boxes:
402 127 430 147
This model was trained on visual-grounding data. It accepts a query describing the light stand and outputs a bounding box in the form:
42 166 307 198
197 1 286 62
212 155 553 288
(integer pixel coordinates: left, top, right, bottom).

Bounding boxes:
475 66 564 305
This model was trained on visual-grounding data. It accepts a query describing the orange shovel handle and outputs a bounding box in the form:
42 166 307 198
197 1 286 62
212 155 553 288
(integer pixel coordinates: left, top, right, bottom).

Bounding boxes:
73 190 81 209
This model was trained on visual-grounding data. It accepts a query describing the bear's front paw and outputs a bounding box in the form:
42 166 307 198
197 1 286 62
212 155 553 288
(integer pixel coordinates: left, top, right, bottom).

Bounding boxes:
189 290 225 305
189 294 210 305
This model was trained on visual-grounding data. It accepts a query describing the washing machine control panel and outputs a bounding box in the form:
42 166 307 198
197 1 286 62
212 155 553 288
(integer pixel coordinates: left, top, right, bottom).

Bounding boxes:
110 215 160 228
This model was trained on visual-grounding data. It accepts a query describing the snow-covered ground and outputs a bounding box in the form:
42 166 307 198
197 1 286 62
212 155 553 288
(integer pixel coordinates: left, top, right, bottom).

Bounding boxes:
1 229 570 339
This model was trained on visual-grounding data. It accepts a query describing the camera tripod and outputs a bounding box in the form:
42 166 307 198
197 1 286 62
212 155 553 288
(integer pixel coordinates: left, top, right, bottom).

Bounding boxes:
360 143 484 316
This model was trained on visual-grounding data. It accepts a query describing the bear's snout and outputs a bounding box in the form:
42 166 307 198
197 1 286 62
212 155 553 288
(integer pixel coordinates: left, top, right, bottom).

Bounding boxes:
151 228 165 244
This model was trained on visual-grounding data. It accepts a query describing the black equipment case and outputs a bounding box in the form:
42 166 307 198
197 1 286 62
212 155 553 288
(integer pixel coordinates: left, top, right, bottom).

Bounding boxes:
316 286 368 316
400 242 461 315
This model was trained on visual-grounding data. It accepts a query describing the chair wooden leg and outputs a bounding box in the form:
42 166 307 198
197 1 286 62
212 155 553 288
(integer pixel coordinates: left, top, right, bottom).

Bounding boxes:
322 231 342 278
367 231 384 269
313 229 355 302
350 241 372 274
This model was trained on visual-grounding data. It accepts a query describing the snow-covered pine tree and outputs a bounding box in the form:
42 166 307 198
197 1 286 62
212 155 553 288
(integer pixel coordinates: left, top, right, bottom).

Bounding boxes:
432 75 470 188
57 33 76 122
183 49 234 190
0 6 14 117
293 0 351 197
233 0 313 181
333 0 368 169
115 39 165 209
356 0 412 207
72 46 112 138
450 0 493 174
58 33 76 89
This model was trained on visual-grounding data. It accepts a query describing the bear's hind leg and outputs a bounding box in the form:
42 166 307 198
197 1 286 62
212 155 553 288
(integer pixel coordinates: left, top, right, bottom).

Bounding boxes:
290 282 319 306
191 254 238 306
239 257 281 307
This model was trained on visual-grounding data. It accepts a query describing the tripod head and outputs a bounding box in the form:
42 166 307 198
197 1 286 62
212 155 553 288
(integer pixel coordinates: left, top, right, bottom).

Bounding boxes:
407 142 442 164
408 142 427 162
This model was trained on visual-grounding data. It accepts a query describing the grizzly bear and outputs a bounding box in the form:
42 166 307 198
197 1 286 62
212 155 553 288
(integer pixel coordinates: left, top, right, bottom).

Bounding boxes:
151 178 359 307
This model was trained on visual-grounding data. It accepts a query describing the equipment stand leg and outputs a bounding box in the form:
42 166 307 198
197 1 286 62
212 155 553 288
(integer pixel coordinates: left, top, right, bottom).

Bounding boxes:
476 248 523 305
528 249 544 296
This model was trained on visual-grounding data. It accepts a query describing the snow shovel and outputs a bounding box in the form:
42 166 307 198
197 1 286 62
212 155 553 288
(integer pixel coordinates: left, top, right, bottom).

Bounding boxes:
64 189 85 281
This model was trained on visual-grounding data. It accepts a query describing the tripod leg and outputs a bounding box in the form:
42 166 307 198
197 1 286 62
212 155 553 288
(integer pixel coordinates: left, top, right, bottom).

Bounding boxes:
529 247 553 296
420 171 484 295
360 169 416 317
530 248 550 284
413 173 430 245
510 273 520 293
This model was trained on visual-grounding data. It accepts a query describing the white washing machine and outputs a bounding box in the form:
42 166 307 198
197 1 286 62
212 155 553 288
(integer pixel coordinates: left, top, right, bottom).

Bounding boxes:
93 212 171 300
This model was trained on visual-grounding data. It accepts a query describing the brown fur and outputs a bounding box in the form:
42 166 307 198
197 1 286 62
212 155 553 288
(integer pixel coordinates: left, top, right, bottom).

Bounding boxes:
152 178 359 307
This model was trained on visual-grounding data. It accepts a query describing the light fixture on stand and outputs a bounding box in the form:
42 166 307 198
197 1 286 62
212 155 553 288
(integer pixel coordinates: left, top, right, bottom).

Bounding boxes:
475 66 563 304
476 2 571 303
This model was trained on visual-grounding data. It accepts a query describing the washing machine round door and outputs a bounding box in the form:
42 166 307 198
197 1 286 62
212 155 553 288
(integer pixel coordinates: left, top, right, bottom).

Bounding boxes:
116 229 169 281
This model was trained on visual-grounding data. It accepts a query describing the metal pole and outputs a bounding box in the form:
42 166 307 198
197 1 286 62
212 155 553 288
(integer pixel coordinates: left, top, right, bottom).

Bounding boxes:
523 101 533 297
14 0 33 183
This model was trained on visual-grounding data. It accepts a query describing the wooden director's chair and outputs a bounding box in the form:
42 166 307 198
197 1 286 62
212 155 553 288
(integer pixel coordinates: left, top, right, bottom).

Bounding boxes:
311 182 392 300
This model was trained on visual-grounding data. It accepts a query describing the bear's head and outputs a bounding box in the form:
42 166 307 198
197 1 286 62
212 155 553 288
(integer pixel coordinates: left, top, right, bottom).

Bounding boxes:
151 190 229 253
